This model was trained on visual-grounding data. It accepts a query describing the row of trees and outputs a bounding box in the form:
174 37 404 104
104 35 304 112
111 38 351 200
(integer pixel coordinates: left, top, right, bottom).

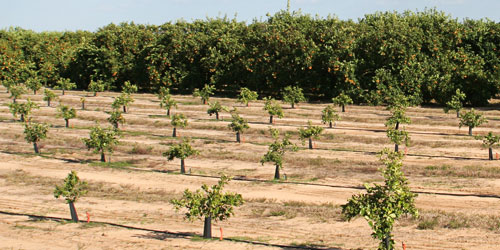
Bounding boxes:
2 9 499 106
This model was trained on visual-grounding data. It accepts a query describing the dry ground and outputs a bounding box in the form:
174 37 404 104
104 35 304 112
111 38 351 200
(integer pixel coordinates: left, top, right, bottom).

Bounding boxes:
0 86 500 250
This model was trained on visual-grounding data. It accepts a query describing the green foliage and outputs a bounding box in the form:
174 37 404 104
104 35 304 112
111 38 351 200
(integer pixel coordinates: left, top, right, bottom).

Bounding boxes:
25 76 42 94
122 80 138 94
321 105 340 127
171 113 188 128
160 94 178 115
444 89 466 115
9 98 39 122
43 89 58 104
342 149 418 250
23 122 49 144
476 132 500 149
386 128 410 147
385 107 411 129
82 125 119 158
193 84 215 104
237 87 258 106
55 78 77 95
163 138 199 161
111 93 134 112
459 109 487 135
88 80 106 96
171 175 243 222
228 109 249 133
260 128 298 169
57 105 76 127
298 121 324 141
8 84 27 102
282 86 306 108
157 86 171 100
54 170 88 204
332 93 353 112
107 110 125 129
207 101 228 119
263 97 284 118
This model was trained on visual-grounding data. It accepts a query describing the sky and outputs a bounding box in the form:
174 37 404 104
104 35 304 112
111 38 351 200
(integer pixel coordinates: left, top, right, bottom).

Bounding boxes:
1 0 499 32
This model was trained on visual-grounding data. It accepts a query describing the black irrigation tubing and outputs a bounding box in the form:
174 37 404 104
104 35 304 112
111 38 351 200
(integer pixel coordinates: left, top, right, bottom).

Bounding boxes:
0 210 340 250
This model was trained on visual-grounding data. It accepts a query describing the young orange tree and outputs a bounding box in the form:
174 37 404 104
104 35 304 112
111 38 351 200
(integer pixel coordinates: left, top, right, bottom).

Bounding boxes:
298 121 323 149
57 105 76 128
228 109 249 143
23 122 49 154
171 113 188 137
54 171 88 222
163 138 199 174
171 175 243 238
82 125 119 162
260 128 298 180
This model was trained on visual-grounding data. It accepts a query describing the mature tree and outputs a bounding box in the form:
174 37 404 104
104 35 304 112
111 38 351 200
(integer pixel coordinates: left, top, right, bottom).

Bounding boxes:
112 93 134 113
342 149 418 250
282 86 306 109
171 113 188 137
193 84 215 104
25 76 42 95
332 92 353 112
88 80 106 96
207 101 228 120
171 175 243 238
260 128 298 180
55 78 77 95
263 97 284 124
228 109 249 143
82 125 119 162
122 80 138 94
57 105 77 128
321 105 340 128
9 98 39 122
237 87 258 107
476 132 500 160
23 122 49 154
459 109 487 136
160 94 177 116
163 138 199 174
54 171 88 222
107 110 125 129
444 89 466 118
43 89 58 107
298 121 324 149
8 84 26 103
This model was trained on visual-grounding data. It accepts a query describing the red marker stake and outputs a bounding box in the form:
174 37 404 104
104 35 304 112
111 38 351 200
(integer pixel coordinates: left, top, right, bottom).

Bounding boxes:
219 227 223 240
402 242 406 250
86 212 90 223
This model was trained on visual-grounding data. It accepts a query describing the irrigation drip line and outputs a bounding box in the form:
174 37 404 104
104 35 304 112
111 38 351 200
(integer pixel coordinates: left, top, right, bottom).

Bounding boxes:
0 210 339 250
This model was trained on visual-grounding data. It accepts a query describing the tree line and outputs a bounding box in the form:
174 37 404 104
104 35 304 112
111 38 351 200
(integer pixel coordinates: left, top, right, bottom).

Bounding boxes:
2 9 499 107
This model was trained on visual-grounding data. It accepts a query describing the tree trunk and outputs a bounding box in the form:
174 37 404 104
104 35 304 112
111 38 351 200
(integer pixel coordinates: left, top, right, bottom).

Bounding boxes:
20 114 25 122
341 105 345 113
33 142 39 154
167 108 170 116
69 202 78 222
236 132 240 143
47 99 51 107
291 102 295 109
65 119 69 128
269 115 273 124
308 138 313 149
384 234 391 250
13 98 16 104
82 101 85 110
203 216 212 238
94 92 97 97
456 110 460 118
468 126 473 136
123 105 127 113
172 127 177 137
101 151 106 162
216 112 219 120
203 99 207 105
246 102 249 107
489 147 493 160
180 159 185 174
274 165 280 180
34 90 36 95
329 121 332 128
395 144 399 152
395 122 399 130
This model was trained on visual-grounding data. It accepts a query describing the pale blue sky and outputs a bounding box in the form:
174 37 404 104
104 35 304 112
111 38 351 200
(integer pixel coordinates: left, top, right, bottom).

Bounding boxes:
1 0 499 32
